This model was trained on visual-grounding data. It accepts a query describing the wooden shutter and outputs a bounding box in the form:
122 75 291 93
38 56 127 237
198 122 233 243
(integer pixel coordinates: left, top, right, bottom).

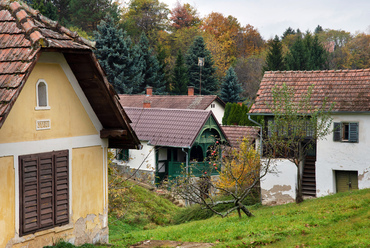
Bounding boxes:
54 150 69 225
19 155 39 234
349 123 359 143
333 122 341 141
38 152 54 229
336 170 358 192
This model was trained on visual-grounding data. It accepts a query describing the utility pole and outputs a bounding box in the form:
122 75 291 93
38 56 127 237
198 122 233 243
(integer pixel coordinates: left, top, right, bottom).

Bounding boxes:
198 57 204 95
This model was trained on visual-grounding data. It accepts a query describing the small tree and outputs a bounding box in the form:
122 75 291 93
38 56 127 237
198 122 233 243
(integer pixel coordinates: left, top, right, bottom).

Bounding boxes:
220 67 242 103
266 83 333 203
169 139 272 218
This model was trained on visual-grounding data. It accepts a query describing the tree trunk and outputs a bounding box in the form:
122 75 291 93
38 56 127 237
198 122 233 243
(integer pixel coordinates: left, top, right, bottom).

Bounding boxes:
238 203 254 217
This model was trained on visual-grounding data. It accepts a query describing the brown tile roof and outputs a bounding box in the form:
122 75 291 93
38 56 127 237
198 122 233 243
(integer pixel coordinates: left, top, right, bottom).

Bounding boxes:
124 107 222 148
222 125 259 147
119 94 225 110
0 1 140 149
250 69 370 114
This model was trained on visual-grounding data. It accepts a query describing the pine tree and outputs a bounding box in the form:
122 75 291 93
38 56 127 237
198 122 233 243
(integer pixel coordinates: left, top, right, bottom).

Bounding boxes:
222 102 232 125
138 33 166 94
172 49 189 95
156 44 171 92
186 36 218 95
94 17 144 94
220 67 242 103
284 35 307 70
264 35 286 71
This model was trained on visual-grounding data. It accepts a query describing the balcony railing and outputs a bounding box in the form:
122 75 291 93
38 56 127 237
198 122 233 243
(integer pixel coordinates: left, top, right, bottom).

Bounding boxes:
168 161 219 178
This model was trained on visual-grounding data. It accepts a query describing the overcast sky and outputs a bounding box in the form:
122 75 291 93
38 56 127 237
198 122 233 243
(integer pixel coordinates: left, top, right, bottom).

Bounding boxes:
160 0 370 40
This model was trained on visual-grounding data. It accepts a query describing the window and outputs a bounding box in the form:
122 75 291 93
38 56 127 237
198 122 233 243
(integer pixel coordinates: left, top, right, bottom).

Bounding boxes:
35 79 50 110
211 103 216 108
333 122 359 143
335 170 358 193
19 150 69 236
116 149 129 161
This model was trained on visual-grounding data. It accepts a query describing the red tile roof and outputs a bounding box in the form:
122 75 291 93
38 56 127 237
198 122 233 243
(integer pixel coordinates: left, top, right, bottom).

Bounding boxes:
119 94 225 110
250 69 370 114
221 125 259 147
0 1 140 149
124 107 222 148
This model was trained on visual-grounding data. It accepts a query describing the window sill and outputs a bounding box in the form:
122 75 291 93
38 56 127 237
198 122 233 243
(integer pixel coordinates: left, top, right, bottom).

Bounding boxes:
15 223 73 243
35 106 51 110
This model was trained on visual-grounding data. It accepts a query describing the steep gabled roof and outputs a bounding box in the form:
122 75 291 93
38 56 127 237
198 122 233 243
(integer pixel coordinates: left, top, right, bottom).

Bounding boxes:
124 107 223 148
119 94 225 110
222 125 259 147
0 1 140 149
250 69 370 114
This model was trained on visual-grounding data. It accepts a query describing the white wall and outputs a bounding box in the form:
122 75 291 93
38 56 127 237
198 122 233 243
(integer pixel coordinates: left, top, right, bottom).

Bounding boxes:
316 114 370 197
260 159 296 205
115 141 156 172
205 100 224 124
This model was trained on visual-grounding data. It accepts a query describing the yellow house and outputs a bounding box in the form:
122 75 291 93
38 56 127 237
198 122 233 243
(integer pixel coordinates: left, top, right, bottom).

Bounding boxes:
0 1 141 247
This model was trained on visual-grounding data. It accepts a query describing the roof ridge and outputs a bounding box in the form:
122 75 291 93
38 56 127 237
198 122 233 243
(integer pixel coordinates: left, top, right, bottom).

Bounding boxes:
267 68 370 75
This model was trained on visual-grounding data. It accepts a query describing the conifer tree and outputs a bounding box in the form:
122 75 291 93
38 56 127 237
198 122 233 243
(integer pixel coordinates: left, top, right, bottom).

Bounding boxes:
172 49 189 95
94 17 144 94
138 32 166 94
264 35 286 71
222 102 232 125
220 67 242 103
285 34 307 70
186 36 218 95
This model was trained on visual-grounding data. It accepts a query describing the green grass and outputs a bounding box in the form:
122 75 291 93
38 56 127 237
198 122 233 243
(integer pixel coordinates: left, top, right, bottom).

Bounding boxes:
109 188 370 247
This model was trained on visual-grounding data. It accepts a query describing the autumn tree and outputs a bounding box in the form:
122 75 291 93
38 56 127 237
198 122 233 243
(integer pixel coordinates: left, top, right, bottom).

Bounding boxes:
220 67 242 103
122 0 169 40
169 1 200 30
346 33 370 69
171 49 189 95
264 35 286 71
266 83 333 203
186 36 219 95
169 138 270 218
236 24 265 58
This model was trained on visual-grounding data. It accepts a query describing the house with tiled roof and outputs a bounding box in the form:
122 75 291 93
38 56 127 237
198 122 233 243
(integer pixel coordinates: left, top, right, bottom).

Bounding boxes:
221 125 259 148
113 107 228 184
119 86 226 124
0 1 141 247
250 69 370 205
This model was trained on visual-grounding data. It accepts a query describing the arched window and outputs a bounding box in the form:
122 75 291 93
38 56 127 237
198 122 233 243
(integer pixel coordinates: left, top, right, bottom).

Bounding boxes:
35 79 50 110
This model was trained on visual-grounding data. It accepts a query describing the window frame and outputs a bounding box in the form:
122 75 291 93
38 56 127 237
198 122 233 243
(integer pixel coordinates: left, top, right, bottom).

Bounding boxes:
19 150 69 236
333 122 359 143
35 79 51 110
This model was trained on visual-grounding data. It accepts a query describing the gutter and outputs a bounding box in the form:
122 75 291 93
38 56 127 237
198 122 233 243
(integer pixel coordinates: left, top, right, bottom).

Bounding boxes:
248 114 263 157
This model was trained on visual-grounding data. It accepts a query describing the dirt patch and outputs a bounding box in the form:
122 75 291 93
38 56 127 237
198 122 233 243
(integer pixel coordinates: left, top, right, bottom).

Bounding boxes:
130 240 215 247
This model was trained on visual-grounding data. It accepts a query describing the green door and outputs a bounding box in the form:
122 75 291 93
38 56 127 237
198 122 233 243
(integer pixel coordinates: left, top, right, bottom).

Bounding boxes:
335 170 358 193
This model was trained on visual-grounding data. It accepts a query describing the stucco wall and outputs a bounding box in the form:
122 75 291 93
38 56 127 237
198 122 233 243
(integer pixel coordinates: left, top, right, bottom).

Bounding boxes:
260 159 296 205
0 156 15 248
117 141 156 172
205 100 224 124
316 114 370 197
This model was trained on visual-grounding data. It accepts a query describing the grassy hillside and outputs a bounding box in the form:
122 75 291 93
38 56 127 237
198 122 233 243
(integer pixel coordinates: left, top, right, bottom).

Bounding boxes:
111 188 370 247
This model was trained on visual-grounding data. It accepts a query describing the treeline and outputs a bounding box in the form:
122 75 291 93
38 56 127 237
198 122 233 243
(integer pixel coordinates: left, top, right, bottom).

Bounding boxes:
27 0 370 104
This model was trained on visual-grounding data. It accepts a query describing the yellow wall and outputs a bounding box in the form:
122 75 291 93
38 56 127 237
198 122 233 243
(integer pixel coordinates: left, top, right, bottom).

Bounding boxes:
0 156 15 248
0 62 98 144
72 146 104 220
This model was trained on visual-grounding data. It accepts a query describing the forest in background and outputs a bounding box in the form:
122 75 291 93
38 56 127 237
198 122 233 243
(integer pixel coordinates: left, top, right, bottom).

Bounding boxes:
26 0 370 103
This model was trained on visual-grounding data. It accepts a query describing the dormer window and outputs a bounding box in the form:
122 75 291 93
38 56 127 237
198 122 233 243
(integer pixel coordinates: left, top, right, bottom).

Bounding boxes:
35 79 50 110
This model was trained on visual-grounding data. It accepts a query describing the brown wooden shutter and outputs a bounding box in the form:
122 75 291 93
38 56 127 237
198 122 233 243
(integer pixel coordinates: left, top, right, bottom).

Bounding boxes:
20 155 39 234
38 152 54 229
54 150 69 225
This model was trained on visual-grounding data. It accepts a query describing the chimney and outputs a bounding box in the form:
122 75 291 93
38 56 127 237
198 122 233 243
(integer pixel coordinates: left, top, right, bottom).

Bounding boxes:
146 86 153 96
188 86 194 96
143 100 151 108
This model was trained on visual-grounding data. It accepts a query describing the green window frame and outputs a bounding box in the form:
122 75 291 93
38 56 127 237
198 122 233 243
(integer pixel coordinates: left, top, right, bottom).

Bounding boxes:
116 149 129 161
333 122 358 143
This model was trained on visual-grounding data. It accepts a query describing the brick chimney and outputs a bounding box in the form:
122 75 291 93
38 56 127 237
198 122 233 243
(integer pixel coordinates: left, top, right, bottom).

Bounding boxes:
143 100 151 108
146 86 153 96
188 86 194 96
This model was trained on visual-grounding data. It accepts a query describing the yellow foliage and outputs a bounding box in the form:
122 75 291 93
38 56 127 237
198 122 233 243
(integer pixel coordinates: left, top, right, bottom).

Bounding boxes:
215 138 260 192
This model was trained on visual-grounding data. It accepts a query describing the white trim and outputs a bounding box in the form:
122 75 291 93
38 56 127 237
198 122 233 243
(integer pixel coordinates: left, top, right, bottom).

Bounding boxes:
35 79 50 110
37 52 103 131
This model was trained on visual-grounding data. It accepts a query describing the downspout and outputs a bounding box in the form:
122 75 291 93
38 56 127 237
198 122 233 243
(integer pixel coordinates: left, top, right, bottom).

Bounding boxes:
248 114 263 204
182 147 190 206
248 114 263 157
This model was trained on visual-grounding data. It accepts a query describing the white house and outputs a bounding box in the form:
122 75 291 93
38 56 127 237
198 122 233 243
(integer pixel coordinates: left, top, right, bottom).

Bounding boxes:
250 69 370 205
